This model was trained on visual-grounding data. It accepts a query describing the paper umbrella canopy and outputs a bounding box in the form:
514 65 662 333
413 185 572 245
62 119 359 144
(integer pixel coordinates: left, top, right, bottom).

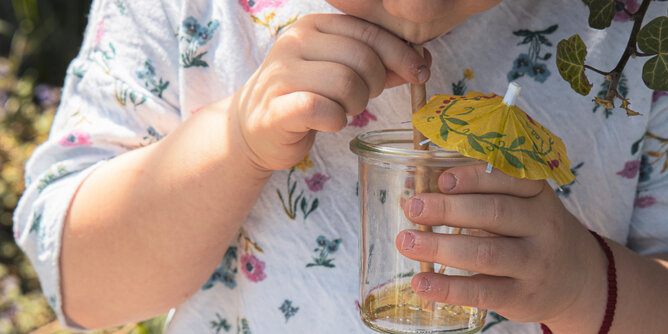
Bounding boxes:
411 83 575 186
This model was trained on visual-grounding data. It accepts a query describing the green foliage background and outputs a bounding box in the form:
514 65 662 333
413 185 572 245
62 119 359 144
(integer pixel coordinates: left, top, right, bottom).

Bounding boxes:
1 1 165 332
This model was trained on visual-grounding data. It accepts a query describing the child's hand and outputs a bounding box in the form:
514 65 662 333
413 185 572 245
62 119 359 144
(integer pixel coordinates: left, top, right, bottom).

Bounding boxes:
396 164 607 326
230 14 431 172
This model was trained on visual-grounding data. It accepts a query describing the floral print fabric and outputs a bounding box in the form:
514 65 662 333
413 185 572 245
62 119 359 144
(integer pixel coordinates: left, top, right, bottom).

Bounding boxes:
12 0 668 333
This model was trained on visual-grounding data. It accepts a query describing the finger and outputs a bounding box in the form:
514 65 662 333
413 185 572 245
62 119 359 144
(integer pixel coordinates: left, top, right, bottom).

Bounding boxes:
403 192 543 236
279 60 370 116
396 230 529 277
411 272 519 311
270 92 347 133
385 48 432 88
300 31 386 98
439 164 545 198
313 14 430 85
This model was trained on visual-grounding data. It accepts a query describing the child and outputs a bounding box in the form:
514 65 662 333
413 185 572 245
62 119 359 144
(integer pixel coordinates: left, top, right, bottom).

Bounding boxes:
13 0 668 333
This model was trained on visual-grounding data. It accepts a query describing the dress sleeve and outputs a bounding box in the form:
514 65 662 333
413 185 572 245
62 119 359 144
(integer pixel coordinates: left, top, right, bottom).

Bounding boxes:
628 91 668 256
12 0 183 329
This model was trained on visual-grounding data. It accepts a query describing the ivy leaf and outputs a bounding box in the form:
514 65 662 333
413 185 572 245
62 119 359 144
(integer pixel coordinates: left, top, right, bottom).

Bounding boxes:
501 151 525 169
637 16 668 91
593 96 615 109
620 99 640 116
557 34 593 95
468 136 486 154
584 0 615 29
509 136 526 149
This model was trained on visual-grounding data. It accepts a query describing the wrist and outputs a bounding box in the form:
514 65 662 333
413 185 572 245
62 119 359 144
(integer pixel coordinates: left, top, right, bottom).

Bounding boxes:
199 96 274 181
541 227 609 333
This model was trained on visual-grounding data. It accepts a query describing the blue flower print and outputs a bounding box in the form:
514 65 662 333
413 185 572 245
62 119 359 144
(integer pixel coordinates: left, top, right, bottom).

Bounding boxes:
203 246 238 290
507 25 558 83
531 63 550 83
279 299 299 322
183 17 199 36
136 59 170 98
515 54 533 73
179 17 220 68
639 154 653 183
306 236 341 268
196 21 220 45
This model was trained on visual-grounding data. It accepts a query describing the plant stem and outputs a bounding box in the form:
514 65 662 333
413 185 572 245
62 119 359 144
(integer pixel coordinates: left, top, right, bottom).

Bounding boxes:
584 65 610 76
604 0 652 102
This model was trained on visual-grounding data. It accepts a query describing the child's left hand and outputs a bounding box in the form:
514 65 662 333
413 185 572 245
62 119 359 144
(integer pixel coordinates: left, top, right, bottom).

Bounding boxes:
396 164 607 325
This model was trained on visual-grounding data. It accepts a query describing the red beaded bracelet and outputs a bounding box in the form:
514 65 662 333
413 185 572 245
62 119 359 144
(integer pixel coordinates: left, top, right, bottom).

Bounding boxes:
540 230 616 334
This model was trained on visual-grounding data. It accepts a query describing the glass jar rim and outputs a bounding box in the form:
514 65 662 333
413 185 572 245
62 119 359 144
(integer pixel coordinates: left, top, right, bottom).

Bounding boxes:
350 129 478 166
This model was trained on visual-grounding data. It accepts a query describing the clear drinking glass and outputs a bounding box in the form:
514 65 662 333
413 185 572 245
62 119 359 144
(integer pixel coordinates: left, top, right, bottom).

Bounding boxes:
350 129 487 334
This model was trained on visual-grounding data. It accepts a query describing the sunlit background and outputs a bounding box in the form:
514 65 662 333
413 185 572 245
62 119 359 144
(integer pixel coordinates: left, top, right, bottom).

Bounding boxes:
1 1 165 332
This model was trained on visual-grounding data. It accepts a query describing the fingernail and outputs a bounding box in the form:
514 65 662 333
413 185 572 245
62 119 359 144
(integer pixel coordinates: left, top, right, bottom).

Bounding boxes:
440 173 457 192
417 65 429 83
400 232 415 250
417 277 430 292
409 198 424 218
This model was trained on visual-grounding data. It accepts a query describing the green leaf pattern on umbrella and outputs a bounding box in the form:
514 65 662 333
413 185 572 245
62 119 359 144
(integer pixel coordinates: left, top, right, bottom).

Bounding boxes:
427 98 555 170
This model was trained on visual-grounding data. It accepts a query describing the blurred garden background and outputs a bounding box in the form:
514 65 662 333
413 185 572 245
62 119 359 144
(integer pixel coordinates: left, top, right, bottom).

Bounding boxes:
0 0 164 332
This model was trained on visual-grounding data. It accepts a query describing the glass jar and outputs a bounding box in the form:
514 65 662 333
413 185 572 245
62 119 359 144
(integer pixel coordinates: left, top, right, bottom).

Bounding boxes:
350 129 487 334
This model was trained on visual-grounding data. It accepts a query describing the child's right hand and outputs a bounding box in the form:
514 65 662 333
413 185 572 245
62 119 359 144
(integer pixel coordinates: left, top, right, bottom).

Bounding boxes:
230 14 431 172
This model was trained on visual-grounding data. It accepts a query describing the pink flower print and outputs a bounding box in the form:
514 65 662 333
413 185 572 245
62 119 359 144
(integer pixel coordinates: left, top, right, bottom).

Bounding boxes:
616 160 640 178
634 195 656 208
614 0 640 22
653 90 668 103
349 109 377 128
95 19 106 44
239 0 286 14
240 254 266 282
547 159 560 170
59 130 93 147
305 173 330 192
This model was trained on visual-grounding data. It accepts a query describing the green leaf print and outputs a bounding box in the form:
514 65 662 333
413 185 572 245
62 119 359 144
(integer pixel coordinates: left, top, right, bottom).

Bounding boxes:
509 136 526 149
211 313 231 333
468 136 486 154
439 122 449 142
501 150 525 169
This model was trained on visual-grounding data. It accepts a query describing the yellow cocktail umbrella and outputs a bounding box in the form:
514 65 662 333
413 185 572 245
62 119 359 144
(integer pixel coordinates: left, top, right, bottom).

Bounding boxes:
411 83 575 186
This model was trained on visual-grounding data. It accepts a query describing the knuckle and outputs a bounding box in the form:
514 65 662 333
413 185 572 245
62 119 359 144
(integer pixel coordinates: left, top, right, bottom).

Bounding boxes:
489 196 505 228
357 23 382 45
474 239 495 268
471 283 490 307
429 236 442 262
337 68 359 97
297 93 320 113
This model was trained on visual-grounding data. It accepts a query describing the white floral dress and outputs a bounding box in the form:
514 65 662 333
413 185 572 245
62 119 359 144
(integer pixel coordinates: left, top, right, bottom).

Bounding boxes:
13 0 668 333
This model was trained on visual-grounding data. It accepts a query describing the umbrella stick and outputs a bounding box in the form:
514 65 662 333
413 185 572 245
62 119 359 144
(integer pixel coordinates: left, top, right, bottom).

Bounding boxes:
410 45 434 276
